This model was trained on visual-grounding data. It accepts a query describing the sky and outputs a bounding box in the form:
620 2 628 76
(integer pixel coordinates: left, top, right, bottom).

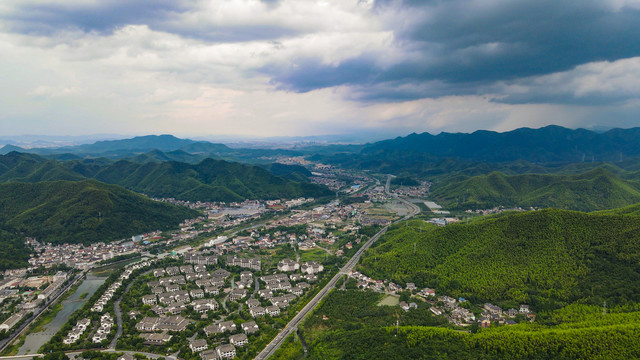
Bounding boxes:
2 0 640 139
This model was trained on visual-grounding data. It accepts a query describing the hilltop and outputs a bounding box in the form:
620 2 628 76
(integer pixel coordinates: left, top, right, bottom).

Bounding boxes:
0 180 199 245
359 209 640 311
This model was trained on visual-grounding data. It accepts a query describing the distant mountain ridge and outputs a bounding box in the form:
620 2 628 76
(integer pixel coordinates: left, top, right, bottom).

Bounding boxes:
1 134 314 166
363 125 640 163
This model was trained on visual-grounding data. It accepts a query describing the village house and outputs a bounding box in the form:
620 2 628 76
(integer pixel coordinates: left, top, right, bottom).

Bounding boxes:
484 303 503 315
226 255 261 271
241 321 259 334
430 307 443 316
240 271 253 282
211 269 231 279
277 259 299 272
142 295 157 305
204 286 220 295
192 298 219 313
136 315 189 332
246 299 260 308
506 308 519 317
180 265 195 274
140 332 172 345
153 269 165 277
185 253 218 266
250 306 266 317
301 261 324 275
216 344 236 359
190 289 205 299
229 333 248 346
229 289 247 301
200 349 219 360
190 339 208 353
266 305 281 316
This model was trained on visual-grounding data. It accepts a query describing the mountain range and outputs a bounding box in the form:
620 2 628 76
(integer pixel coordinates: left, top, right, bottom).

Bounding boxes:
312 126 640 178
0 152 331 202
362 125 640 163
0 135 300 164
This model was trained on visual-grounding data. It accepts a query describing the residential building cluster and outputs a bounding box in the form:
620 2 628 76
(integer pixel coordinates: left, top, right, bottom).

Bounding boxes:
92 313 114 343
478 303 536 327
391 181 431 198
92 260 153 313
63 318 90 345
348 271 535 328
26 238 147 269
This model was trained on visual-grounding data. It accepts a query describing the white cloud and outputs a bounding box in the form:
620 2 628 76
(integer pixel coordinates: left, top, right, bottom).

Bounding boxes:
1 0 640 137
495 57 640 104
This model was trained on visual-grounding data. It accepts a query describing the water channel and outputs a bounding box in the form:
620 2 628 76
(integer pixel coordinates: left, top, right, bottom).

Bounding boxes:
17 273 107 355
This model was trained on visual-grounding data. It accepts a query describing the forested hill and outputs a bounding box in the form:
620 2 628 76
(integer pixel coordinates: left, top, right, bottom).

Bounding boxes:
359 209 640 312
0 180 199 246
430 168 640 211
85 158 331 202
0 152 331 202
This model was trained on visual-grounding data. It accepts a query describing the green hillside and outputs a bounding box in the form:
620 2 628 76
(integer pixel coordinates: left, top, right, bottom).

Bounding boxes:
359 209 640 311
431 168 640 211
0 180 199 245
0 152 331 202
0 230 31 271
0 152 84 182
87 158 331 202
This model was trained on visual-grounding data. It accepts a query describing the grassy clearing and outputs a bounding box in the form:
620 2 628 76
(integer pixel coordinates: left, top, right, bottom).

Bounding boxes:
377 294 400 307
300 248 328 263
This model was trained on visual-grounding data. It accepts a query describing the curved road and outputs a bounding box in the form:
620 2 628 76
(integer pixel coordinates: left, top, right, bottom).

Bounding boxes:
110 269 152 349
255 175 420 360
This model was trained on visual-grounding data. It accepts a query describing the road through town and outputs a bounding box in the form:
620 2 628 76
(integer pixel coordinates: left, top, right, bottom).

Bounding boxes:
254 175 420 359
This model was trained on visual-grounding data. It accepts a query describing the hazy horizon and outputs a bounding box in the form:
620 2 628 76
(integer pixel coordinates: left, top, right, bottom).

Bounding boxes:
0 123 630 149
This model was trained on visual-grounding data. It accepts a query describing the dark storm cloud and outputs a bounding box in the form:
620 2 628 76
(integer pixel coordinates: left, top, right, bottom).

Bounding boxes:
2 0 297 42
4 1 191 35
267 0 640 103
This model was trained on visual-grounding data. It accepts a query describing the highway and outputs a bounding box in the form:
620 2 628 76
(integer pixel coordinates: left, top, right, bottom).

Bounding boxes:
254 175 420 359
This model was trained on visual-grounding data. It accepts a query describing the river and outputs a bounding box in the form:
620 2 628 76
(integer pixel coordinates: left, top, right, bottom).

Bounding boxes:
17 273 107 355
